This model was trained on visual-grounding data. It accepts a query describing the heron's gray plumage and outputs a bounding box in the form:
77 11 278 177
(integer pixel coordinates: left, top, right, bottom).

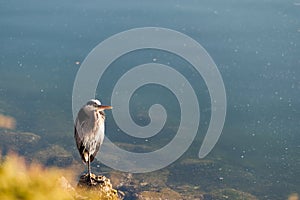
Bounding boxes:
75 108 104 162
74 99 111 180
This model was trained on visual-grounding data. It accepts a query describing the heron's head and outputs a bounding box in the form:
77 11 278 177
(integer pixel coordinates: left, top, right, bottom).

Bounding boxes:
86 99 112 111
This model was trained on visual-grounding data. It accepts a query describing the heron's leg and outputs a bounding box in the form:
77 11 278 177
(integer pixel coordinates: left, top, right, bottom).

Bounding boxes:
87 153 92 183
87 157 91 175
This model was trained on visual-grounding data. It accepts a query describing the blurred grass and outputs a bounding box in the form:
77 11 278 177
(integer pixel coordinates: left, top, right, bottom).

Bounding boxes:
0 153 74 200
0 153 119 200
0 114 16 130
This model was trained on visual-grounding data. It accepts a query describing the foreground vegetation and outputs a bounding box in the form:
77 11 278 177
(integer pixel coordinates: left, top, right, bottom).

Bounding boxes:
0 154 73 200
0 154 118 200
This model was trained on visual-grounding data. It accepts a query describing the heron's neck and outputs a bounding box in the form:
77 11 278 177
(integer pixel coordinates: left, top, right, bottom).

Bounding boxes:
92 110 105 125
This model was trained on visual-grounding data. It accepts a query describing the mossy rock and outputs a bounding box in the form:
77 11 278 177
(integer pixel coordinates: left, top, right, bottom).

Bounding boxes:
77 173 120 200
209 188 258 200
136 169 169 189
138 188 182 200
180 158 215 166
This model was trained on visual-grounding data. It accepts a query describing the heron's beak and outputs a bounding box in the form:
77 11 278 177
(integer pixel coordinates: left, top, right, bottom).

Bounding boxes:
97 105 113 111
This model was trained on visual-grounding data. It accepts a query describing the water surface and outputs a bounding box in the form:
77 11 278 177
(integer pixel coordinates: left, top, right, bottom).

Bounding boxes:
0 0 299 199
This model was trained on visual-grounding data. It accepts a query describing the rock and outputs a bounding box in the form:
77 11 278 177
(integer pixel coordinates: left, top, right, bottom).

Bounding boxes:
136 170 169 189
138 188 182 200
109 171 139 200
77 173 120 200
171 184 204 200
109 169 199 200
109 171 133 188
58 174 122 200
0 129 41 154
31 144 74 167
109 169 170 199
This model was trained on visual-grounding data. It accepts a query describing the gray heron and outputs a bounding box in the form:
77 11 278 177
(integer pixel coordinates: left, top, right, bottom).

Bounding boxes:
74 99 112 182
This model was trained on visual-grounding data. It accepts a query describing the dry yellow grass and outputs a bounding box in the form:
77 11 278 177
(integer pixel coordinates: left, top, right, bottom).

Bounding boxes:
0 153 119 200
0 153 74 200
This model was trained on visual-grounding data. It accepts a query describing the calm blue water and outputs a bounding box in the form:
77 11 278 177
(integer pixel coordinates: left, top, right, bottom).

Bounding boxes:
0 0 299 199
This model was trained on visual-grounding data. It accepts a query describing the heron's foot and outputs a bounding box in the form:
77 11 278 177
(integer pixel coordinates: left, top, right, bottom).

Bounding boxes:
87 173 93 184
79 173 105 186
80 173 93 186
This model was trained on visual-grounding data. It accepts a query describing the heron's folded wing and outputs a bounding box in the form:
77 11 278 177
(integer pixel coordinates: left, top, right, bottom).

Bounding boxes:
74 108 90 140
74 118 89 163
90 127 105 162
90 142 100 162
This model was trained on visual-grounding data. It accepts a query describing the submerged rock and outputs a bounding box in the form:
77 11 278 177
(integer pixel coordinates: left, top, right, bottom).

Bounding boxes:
109 169 204 199
0 129 41 154
109 170 171 199
31 144 74 167
170 184 204 200
109 171 140 200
